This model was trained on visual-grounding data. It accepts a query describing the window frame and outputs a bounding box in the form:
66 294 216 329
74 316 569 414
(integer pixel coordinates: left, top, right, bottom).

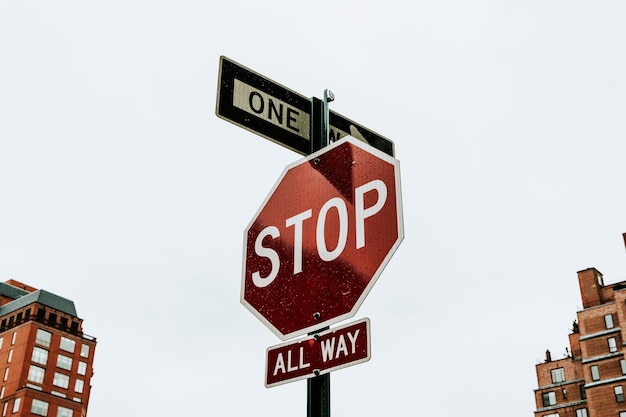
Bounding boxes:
59 337 75 354
56 354 73 371
80 344 89 358
35 329 51 347
575 408 588 417
32 347 49 366
551 367 565 384
52 372 70 389
74 379 84 394
542 391 557 407
615 385 625 402
56 405 73 417
12 398 21 413
591 365 600 381
27 365 45 384
609 337 618 353
77 361 87 376
30 399 48 416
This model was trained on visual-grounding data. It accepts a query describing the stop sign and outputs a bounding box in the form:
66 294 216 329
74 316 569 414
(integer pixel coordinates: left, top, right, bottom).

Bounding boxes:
241 137 403 340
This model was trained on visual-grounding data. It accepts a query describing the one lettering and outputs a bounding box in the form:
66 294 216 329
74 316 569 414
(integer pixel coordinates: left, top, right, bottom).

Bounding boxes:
286 108 300 132
232 79 309 140
268 99 283 124
248 91 264 114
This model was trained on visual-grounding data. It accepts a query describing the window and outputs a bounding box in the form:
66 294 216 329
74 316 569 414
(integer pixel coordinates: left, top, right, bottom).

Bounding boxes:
10 333 16 346
12 398 20 413
28 365 45 384
53 372 69 389
620 412 626 417
32 347 48 366
74 379 84 394
615 385 624 402
31 399 48 416
56 406 73 417
591 365 600 381
6 351 11 364
0 337 3 350
542 391 557 407
551 368 565 384
80 344 89 358
543 413 559 417
3 368 8 382
60 337 75 353
0 386 4 399
56 355 72 371
77 362 87 376
609 337 618 353
580 384 586 400
605 314 615 329
36 329 51 347
575 409 588 417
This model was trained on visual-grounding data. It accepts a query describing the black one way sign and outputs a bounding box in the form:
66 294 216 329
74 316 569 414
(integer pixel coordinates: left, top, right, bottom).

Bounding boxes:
216 56 395 157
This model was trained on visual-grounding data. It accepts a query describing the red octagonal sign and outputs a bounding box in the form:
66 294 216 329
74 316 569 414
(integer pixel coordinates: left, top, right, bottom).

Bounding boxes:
242 137 404 340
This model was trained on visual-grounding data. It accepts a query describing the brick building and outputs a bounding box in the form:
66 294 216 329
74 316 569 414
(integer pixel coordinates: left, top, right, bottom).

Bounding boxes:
534 235 626 417
0 280 96 417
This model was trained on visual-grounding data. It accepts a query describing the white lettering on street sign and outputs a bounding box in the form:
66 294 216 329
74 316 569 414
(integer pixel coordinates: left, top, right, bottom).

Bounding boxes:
250 178 389 288
233 79 310 140
272 346 311 376
265 318 371 387
319 328 360 362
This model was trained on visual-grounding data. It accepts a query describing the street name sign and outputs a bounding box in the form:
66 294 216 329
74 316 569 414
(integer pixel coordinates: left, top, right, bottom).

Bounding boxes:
216 56 395 157
265 318 370 388
241 137 403 340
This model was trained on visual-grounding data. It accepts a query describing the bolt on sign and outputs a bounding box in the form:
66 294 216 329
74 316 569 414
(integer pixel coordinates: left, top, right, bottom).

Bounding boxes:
241 137 404 340
265 318 371 387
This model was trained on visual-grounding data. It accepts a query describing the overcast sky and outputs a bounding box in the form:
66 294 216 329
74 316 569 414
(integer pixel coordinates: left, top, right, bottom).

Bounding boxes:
1 1 626 416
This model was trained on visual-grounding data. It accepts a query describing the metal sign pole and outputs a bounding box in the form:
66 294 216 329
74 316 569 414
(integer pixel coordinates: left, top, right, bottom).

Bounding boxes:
307 370 330 417
306 91 333 417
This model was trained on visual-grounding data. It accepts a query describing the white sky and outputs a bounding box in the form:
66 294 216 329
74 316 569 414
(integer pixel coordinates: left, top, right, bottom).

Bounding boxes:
1 1 626 416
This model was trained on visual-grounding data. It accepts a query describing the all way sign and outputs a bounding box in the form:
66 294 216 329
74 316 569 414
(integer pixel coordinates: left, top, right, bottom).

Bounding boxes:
265 318 371 388
216 56 395 157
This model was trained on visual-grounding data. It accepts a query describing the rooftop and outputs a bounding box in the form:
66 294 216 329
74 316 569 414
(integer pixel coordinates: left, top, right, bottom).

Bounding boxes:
0 280 78 317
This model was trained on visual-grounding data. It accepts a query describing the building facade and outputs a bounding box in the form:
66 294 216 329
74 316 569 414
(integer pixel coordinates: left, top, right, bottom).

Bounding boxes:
0 280 96 417
534 264 626 417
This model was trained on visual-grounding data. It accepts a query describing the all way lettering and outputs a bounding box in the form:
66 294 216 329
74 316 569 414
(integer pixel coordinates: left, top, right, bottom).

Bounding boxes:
265 318 371 388
319 328 360 362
